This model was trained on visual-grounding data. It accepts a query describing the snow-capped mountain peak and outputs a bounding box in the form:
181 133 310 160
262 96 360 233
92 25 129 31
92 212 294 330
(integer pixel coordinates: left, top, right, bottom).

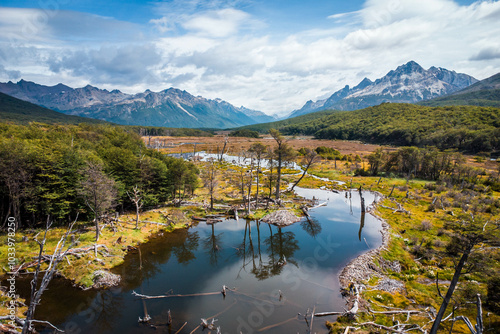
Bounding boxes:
288 60 478 118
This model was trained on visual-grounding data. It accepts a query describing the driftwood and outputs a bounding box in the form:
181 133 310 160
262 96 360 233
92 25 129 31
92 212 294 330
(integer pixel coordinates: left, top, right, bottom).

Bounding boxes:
0 323 18 334
301 206 310 217
310 202 327 210
13 244 109 272
174 322 187 334
314 311 345 317
353 321 426 333
188 299 237 334
448 294 484 334
132 290 225 299
315 284 361 318
367 308 422 315
379 200 411 215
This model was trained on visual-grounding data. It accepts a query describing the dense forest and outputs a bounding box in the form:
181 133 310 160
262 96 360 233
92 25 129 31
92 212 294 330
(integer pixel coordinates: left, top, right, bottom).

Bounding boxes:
280 103 500 155
0 122 199 229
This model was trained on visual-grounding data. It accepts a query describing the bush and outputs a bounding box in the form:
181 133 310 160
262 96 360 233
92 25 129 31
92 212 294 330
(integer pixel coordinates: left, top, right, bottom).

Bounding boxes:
228 129 260 138
418 220 433 231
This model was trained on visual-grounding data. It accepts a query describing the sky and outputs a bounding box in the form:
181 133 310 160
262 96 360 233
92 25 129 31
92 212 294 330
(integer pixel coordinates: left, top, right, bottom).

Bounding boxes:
0 0 499 115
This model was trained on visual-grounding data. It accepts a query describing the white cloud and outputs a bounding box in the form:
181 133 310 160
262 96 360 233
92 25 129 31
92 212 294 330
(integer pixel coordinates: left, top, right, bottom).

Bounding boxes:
182 8 253 38
0 1 499 115
150 16 173 34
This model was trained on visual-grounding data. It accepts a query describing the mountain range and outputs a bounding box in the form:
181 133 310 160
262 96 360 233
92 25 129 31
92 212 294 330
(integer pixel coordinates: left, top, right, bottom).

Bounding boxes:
0 80 274 128
0 61 493 128
288 61 478 118
419 72 500 108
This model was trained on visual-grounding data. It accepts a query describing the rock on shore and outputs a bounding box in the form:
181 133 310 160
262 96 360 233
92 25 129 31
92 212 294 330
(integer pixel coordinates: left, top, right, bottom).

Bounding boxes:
92 270 121 288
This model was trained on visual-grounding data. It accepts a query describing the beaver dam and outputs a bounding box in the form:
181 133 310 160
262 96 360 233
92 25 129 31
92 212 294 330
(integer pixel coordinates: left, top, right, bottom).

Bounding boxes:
16 187 383 333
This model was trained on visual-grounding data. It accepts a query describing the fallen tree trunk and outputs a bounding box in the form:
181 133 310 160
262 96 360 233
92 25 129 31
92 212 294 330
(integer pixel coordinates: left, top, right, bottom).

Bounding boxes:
132 290 229 299
314 284 361 317
353 321 425 333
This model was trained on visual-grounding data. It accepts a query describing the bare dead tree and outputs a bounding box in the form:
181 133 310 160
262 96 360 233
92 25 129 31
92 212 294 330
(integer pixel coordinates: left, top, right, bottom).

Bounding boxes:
127 185 143 229
202 158 219 211
266 147 275 200
269 129 284 200
218 136 228 162
291 148 320 191
79 162 117 241
245 154 255 215
248 142 267 207
269 129 295 201
236 152 248 199
23 215 78 334
449 294 483 334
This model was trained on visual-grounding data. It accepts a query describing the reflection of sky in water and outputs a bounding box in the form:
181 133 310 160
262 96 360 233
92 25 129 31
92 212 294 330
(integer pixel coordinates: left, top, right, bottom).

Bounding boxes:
25 186 382 334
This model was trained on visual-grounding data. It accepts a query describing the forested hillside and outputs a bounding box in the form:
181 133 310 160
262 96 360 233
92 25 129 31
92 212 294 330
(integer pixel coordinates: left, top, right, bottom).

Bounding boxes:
420 72 500 107
281 103 500 154
235 109 337 133
0 123 199 228
0 92 109 125
419 89 500 108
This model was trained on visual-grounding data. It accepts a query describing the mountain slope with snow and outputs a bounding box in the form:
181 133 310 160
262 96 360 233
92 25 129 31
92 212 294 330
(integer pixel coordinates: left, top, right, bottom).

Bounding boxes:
288 61 477 118
0 80 274 128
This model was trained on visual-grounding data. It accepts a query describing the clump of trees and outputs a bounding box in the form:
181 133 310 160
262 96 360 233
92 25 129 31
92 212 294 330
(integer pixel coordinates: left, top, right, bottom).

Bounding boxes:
228 129 260 138
314 146 343 160
365 146 487 184
0 123 199 230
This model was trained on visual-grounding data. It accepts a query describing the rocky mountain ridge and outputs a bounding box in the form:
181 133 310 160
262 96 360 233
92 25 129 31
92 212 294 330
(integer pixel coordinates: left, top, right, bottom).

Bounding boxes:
0 80 274 128
288 61 478 118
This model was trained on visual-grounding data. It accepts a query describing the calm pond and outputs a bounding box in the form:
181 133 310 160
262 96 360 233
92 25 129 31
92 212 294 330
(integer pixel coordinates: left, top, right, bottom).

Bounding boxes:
17 187 382 334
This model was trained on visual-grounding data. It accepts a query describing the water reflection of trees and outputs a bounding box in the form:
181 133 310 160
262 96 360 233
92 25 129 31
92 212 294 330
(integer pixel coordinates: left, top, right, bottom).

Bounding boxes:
236 220 299 280
118 229 199 289
172 230 200 265
203 224 224 265
87 289 125 333
300 216 322 238
359 212 365 241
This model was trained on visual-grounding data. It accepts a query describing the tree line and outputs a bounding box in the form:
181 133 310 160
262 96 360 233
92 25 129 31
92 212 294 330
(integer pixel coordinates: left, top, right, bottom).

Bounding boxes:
0 122 199 231
364 146 500 195
282 103 500 155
